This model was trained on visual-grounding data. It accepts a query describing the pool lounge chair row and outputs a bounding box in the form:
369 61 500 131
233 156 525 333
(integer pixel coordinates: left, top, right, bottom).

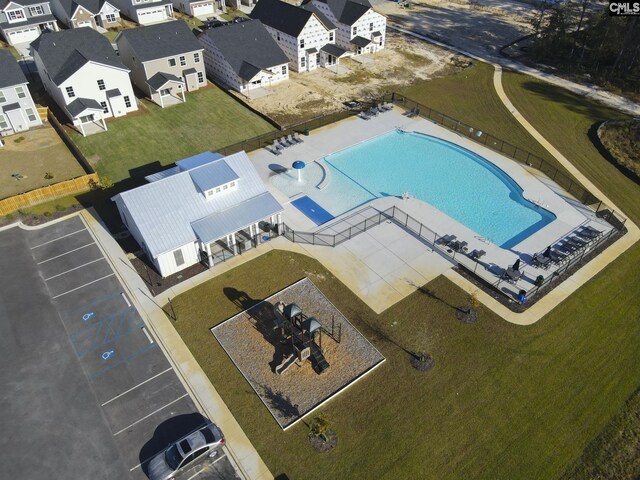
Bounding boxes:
436 234 468 253
532 225 603 269
358 103 394 120
267 133 304 155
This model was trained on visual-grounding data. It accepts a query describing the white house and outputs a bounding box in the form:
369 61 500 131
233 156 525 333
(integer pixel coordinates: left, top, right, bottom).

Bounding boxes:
108 0 172 25
112 150 284 277
0 49 42 135
306 0 385 55
198 19 289 94
32 27 138 135
49 0 121 30
172 0 221 19
0 0 58 46
250 0 348 72
116 20 206 107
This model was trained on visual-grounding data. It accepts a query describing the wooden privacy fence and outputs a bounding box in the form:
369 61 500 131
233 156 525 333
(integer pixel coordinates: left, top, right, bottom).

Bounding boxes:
0 173 99 216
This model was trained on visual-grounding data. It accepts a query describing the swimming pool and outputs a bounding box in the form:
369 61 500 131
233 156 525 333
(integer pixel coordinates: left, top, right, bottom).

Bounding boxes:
273 130 555 247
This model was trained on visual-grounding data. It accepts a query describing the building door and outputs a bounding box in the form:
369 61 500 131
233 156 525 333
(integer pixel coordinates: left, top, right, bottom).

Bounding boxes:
6 109 27 133
160 88 171 96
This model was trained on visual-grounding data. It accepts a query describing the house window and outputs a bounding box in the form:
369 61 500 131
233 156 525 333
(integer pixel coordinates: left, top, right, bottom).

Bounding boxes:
300 57 306 68
197 71 204 83
179 56 186 66
97 79 106 90
276 32 280 41
15 86 25 98
215 187 221 193
124 96 131 108
100 101 108 113
281 65 286 75
168 58 176 67
0 91 6 103
194 52 200 63
173 249 185 267
222 184 228 190
229 181 235 187
66 86 75 98
25 108 37 122
29 5 44 15
329 31 334 42
352 26 357 36
299 38 304 48
0 114 8 130
105 13 116 22
7 10 25 21
369 22 373 31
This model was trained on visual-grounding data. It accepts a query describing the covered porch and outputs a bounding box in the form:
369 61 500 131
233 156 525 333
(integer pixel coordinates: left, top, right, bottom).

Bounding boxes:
320 43 349 72
147 72 186 108
67 98 107 136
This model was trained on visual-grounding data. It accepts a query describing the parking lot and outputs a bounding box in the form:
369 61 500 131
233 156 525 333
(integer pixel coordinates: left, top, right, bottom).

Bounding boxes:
0 216 239 480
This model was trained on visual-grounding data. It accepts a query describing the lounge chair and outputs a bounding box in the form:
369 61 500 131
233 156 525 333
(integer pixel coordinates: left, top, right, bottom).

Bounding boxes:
436 234 456 246
267 141 281 156
286 134 297 146
369 107 379 117
292 132 304 143
451 240 468 253
584 225 603 237
358 111 371 120
405 107 417 118
532 253 551 269
469 249 486 261
566 237 587 249
278 137 290 148
384 102 394 111
548 248 567 264
503 266 522 283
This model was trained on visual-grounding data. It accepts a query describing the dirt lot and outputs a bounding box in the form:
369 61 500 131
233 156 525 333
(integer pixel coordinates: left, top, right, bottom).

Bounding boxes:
243 29 467 125
0 126 85 199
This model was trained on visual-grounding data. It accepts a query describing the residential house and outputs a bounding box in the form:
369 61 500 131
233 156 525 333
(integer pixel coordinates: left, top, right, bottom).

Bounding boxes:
0 49 42 135
32 27 137 135
172 0 222 20
112 150 284 277
49 0 121 30
109 0 172 25
305 0 385 55
0 0 58 46
250 0 348 73
116 20 205 107
198 19 289 94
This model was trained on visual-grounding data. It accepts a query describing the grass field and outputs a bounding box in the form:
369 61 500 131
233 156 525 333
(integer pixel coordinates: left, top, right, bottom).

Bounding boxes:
71 85 274 183
167 66 640 479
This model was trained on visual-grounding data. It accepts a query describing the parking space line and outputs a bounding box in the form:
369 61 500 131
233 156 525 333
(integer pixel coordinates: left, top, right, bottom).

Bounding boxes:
101 367 172 407
113 393 189 436
51 273 115 299
37 243 96 264
44 258 105 281
30 228 86 249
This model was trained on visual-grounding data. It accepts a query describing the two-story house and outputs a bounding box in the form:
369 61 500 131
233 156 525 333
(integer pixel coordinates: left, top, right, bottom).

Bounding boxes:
198 19 289 94
32 27 137 136
116 20 205 107
172 0 221 20
250 0 346 72
109 0 172 25
49 0 121 30
0 49 42 135
0 0 58 46
305 0 386 56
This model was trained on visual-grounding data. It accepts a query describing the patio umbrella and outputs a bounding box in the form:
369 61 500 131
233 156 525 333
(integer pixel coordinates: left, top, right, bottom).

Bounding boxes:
292 160 305 182
512 259 521 271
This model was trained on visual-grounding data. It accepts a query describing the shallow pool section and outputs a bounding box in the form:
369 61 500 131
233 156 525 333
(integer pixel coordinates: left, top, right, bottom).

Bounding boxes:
272 130 556 247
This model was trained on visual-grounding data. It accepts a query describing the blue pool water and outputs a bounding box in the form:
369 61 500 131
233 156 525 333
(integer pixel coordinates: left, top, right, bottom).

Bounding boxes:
292 196 335 225
323 131 555 248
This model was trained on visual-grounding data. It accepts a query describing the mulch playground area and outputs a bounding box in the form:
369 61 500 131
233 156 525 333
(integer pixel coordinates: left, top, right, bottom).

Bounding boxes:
212 278 385 429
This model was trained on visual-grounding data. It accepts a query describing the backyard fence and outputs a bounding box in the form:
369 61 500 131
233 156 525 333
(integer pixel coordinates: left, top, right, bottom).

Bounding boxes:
48 110 95 175
0 173 100 216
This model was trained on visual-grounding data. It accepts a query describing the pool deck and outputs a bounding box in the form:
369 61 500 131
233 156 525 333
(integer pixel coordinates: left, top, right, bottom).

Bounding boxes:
248 107 617 318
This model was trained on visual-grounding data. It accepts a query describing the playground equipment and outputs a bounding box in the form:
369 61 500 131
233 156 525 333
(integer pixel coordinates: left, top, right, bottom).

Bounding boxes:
273 302 340 375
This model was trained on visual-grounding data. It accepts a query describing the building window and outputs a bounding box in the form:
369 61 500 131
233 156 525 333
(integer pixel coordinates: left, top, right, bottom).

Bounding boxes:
0 114 8 130
300 57 306 68
329 31 334 42
66 86 75 98
105 13 116 22
299 38 304 48
276 32 280 41
352 26 357 36
29 5 44 15
194 52 200 63
0 91 6 103
197 71 204 83
281 65 286 75
179 56 186 66
15 86 25 98
229 181 235 187
369 22 373 31
124 95 131 108
97 79 106 90
173 249 185 267
7 10 25 21
100 101 108 113
215 187 221 193
223 184 228 190
25 108 37 122
168 58 176 67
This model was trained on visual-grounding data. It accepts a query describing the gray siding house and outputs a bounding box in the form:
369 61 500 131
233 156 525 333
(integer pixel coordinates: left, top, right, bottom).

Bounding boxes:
0 0 58 46
49 0 121 30
108 0 173 25
198 19 289 94
116 20 206 107
0 48 42 135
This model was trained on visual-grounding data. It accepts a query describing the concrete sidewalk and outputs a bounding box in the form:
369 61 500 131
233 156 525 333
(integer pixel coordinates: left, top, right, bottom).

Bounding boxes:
79 209 273 480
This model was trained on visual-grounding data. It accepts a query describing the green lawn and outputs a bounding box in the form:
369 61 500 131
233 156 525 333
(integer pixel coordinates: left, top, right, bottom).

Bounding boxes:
167 67 640 479
71 85 274 183
219 10 248 21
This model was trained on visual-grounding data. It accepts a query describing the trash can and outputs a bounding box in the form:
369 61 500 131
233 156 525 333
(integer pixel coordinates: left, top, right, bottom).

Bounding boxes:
303 128 310 136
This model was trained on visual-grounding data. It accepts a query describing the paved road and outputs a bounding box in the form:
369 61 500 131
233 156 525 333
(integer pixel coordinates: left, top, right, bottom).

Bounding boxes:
0 217 239 480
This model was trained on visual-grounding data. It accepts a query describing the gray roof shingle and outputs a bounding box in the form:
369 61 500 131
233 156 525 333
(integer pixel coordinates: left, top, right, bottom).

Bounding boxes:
198 20 288 81
250 0 334 37
0 49 27 89
31 27 127 85
52 0 111 17
311 0 372 25
116 20 202 63
66 97 102 116
0 0 49 8
147 72 182 90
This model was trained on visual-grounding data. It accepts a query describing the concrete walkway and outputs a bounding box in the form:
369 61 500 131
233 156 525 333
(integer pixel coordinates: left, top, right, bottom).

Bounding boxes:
79 209 273 480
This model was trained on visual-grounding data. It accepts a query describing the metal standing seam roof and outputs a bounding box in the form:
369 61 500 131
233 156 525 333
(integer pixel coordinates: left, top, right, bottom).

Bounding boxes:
113 150 284 258
189 159 239 192
0 49 27 89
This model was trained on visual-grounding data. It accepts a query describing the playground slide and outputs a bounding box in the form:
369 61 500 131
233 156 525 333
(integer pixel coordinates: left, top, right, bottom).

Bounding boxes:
276 354 297 375
310 343 330 374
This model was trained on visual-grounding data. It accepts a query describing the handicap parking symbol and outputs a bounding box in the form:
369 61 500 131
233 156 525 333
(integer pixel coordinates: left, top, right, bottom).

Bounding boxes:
101 350 115 360
82 312 95 321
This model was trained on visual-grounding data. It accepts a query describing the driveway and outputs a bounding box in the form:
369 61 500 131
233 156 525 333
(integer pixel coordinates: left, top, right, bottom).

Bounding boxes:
0 216 240 480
